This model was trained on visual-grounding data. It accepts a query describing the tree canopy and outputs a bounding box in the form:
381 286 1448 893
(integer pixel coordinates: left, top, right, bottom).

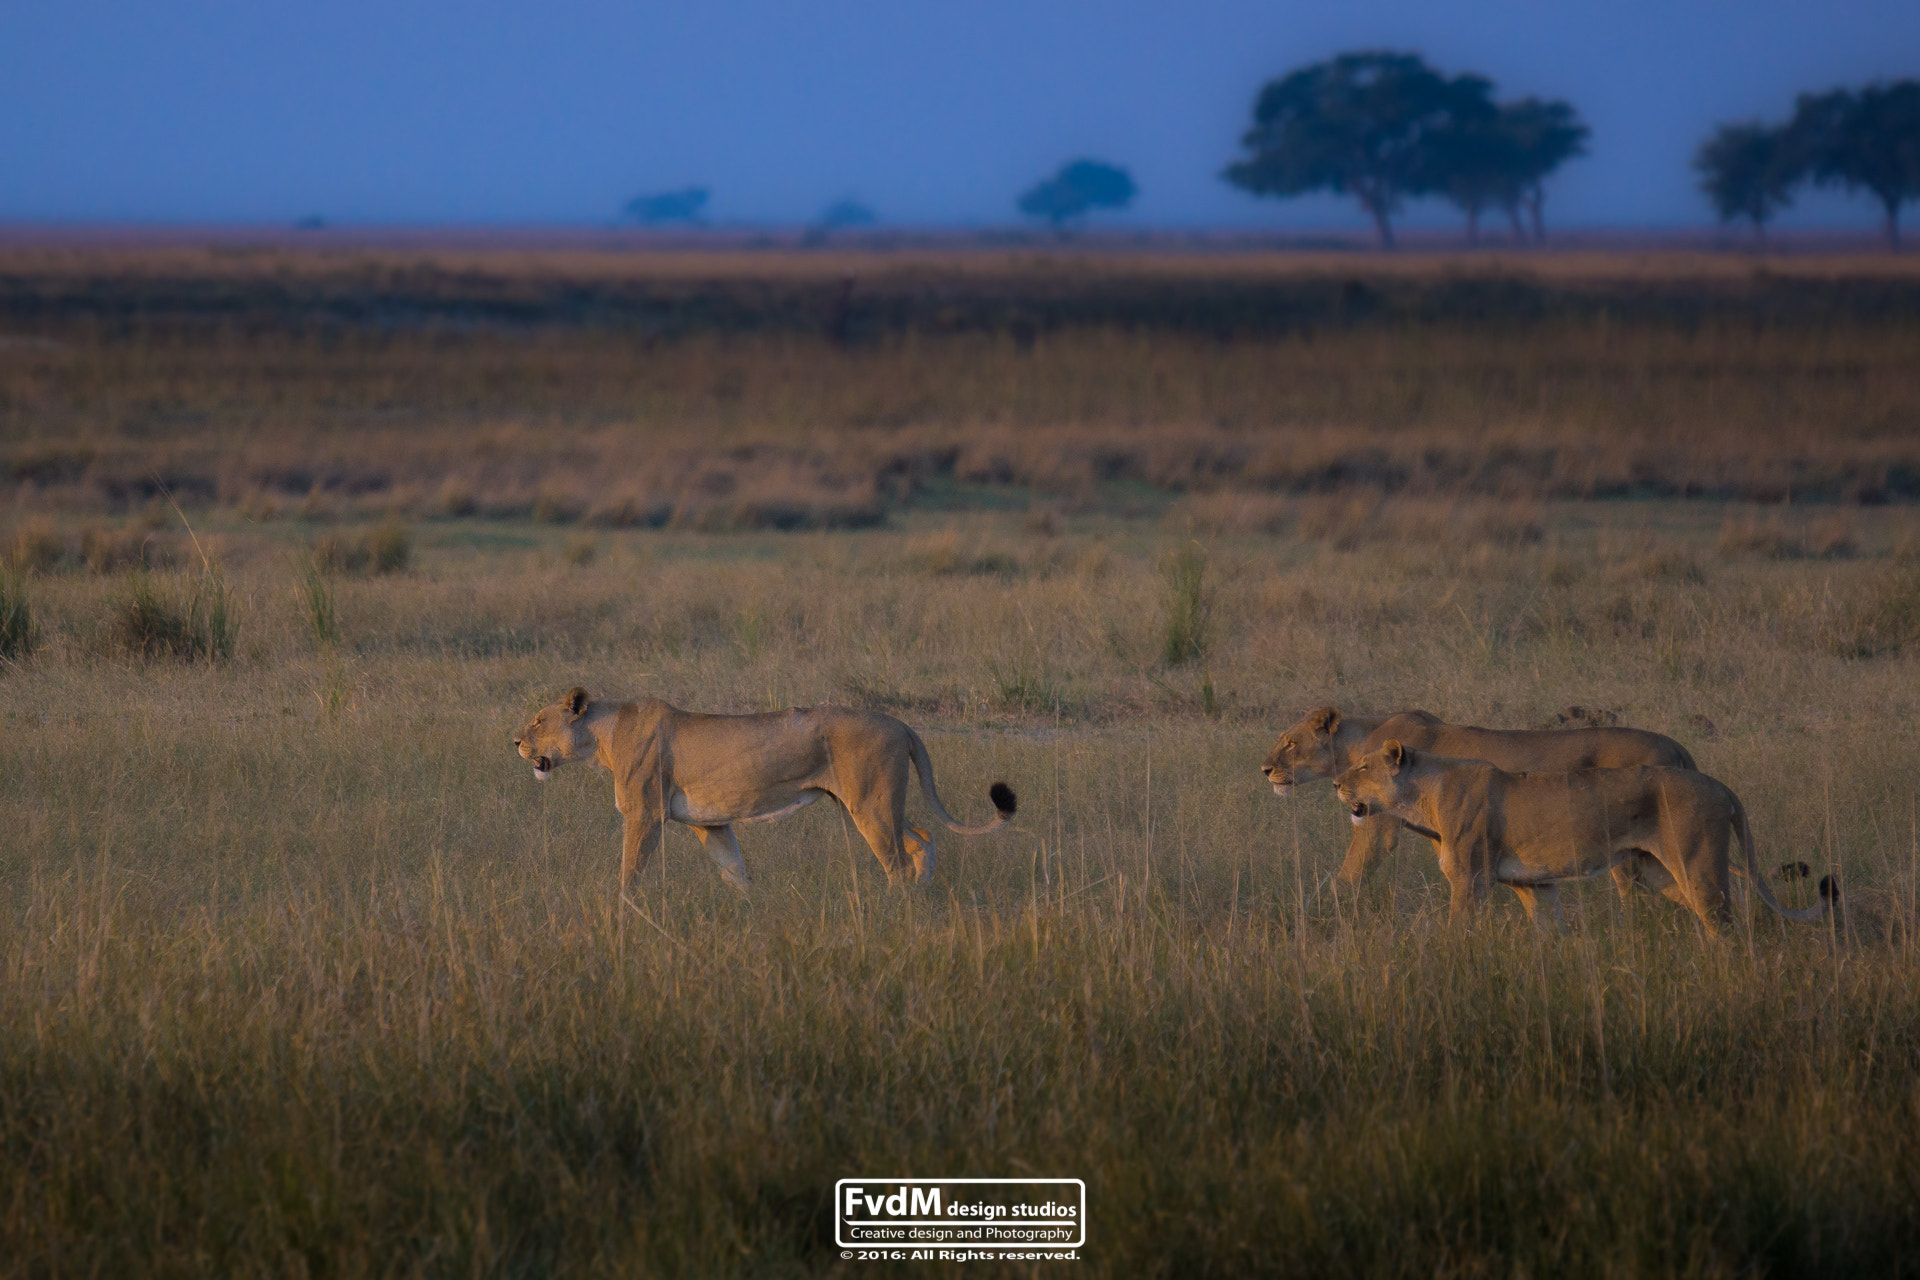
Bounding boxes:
623 187 709 225
1017 159 1137 229
1693 122 1797 243
1789 81 1920 248
1223 51 1586 247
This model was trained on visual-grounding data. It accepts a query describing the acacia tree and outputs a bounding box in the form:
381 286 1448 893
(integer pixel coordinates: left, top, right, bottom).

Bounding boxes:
1425 77 1509 245
1017 159 1137 230
1693 122 1797 246
1223 51 1467 248
1499 98 1589 242
1790 81 1920 248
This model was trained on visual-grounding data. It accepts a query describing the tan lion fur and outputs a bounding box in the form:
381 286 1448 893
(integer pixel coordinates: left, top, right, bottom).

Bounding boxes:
1261 706 1697 892
513 688 1015 893
1331 740 1834 934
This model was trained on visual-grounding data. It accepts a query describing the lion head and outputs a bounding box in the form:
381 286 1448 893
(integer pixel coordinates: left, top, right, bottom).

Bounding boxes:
513 687 597 779
1333 739 1417 825
1261 706 1345 795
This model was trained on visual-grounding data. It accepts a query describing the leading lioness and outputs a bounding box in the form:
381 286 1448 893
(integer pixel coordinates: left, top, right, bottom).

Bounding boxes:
1262 707 1696 890
513 688 1016 892
1333 740 1834 934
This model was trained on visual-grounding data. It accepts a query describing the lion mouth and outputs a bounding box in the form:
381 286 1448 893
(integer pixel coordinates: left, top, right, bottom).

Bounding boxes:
533 756 552 780
1348 801 1370 824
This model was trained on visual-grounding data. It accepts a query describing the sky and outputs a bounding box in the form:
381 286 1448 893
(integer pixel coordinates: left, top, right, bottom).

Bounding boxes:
3 0 1916 233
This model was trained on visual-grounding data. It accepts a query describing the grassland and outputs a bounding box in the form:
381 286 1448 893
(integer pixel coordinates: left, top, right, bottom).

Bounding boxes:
4 246 1920 1276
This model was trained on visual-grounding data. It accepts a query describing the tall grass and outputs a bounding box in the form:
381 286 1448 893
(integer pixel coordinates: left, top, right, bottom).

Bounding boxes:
110 566 238 661
1161 542 1212 666
298 554 338 647
0 569 33 660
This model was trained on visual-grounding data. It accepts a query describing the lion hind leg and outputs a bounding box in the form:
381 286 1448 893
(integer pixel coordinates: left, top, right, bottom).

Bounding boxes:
693 825 752 892
905 826 936 883
847 806 916 888
1509 884 1566 932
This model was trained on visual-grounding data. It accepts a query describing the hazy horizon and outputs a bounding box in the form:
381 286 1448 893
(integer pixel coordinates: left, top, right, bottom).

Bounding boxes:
4 0 1916 235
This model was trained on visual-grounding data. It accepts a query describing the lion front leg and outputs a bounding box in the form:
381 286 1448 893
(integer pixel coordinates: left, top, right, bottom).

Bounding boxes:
1437 841 1493 925
620 813 664 896
1335 812 1404 886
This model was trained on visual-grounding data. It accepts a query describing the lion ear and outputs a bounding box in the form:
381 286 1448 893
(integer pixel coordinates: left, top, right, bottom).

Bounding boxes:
1309 706 1341 735
563 687 589 719
1384 739 1412 772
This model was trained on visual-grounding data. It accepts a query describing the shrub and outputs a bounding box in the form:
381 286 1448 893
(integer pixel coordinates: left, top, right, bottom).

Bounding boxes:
1824 567 1920 658
5 520 66 573
0 570 35 660
562 535 598 567
1161 542 1212 666
80 524 170 574
312 519 411 576
366 517 411 574
112 568 239 662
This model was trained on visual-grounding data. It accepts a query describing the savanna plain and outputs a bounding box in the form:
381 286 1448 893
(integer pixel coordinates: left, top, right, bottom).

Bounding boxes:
4 243 1920 1277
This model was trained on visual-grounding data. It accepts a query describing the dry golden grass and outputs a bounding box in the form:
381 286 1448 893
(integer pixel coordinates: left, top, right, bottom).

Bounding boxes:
4 247 1920 529
6 248 1920 1273
4 503 1920 1273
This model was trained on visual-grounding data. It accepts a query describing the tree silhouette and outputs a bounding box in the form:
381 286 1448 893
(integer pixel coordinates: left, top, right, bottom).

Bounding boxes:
624 187 709 225
1224 51 1468 248
1424 78 1509 245
1790 81 1920 248
1017 159 1137 230
1499 98 1589 243
1693 123 1796 246
815 199 877 230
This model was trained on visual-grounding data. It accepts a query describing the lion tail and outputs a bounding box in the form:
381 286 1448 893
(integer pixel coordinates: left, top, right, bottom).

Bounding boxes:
906 729 1017 836
1732 791 1836 924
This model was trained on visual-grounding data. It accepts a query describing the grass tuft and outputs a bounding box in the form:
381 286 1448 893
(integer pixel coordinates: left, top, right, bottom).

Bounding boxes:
0 569 35 660
111 567 239 661
1161 542 1211 666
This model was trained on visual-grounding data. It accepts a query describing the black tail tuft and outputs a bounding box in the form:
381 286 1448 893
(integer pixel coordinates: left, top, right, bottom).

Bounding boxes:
1818 874 1840 905
989 782 1017 817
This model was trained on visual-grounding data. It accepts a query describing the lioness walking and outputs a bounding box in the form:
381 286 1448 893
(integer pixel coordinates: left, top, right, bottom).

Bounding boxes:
1332 739 1835 934
1262 706 1696 893
513 688 1016 892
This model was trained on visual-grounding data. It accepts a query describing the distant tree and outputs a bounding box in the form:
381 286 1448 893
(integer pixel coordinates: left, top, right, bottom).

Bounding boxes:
1423 76 1509 245
1498 98 1589 243
1017 159 1137 230
1789 81 1920 248
815 198 877 231
624 187 709 225
1224 51 1472 248
1693 122 1797 245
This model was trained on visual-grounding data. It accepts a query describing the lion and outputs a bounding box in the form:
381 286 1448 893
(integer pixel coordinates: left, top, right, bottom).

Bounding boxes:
1332 739 1835 934
1261 706 1697 892
512 688 1016 892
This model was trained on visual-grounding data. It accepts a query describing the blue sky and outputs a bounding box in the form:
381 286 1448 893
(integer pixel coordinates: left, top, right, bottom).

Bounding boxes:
3 0 1915 231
